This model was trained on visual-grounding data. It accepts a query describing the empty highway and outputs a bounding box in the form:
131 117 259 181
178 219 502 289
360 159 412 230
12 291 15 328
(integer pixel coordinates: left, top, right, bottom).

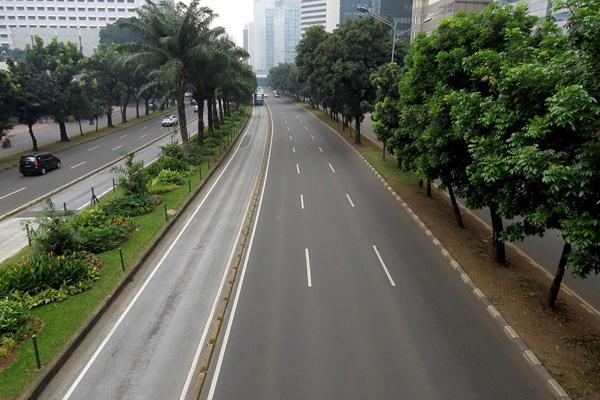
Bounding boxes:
204 98 550 399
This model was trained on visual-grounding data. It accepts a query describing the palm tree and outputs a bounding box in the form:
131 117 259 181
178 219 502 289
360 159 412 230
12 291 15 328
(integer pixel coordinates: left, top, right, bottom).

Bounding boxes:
120 0 216 143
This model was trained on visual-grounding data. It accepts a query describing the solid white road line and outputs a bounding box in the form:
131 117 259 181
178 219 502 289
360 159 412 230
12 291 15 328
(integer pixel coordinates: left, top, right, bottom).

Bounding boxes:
296 163 300 175
372 245 397 287
310 134 314 140
70 161 87 169
292 146 296 153
328 162 335 173
318 146 323 153
140 134 148 138
345 193 355 208
87 146 100 151
300 194 304 210
0 187 26 200
112 145 122 151
120 134 127 139
206 105 273 400
61 109 258 400
305 248 312 288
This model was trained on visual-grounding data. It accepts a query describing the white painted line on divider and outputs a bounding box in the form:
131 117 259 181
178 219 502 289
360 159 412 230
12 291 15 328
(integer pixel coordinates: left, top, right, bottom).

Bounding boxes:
372 245 396 287
328 162 335 173
305 248 312 287
296 163 300 175
120 134 127 139
345 193 355 208
87 146 99 151
70 161 87 169
289 135 292 141
0 187 26 200
310 134 314 140
292 146 296 153
287 126 290 131
318 146 323 153
141 126 147 130
62 108 258 400
112 145 122 151
207 106 272 399
300 194 304 210
305 126 308 130
140 134 148 138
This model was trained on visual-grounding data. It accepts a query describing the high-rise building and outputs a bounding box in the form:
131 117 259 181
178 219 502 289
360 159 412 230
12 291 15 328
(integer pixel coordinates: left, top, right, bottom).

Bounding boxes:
495 0 569 28
411 0 491 38
274 0 300 65
0 0 146 54
300 0 339 33
252 0 274 74
243 24 249 52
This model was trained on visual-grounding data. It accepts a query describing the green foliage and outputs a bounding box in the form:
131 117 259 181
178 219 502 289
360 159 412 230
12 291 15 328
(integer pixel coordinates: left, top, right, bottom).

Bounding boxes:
99 193 156 217
112 153 150 196
29 200 78 257
149 182 179 194
151 169 185 186
0 71 17 136
0 253 97 299
146 155 189 176
161 141 185 160
72 208 137 254
99 19 144 46
0 299 28 340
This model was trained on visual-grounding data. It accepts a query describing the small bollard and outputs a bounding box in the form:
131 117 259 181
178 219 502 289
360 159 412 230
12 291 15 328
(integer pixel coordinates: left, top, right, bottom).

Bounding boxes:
32 335 41 370
112 178 116 191
63 202 68 215
199 165 202 179
164 203 168 221
119 248 125 271
188 180 191 193
25 224 32 247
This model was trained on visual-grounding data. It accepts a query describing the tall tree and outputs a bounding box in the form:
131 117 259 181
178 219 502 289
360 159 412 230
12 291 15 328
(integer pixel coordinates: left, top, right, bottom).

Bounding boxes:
0 71 17 138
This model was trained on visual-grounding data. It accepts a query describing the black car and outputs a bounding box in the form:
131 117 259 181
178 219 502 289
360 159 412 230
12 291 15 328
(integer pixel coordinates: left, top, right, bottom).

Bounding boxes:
19 153 61 176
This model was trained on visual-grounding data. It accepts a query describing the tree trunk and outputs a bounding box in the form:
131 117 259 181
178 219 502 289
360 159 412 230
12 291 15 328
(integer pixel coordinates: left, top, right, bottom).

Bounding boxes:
58 121 69 142
145 98 150 115
78 119 83 135
135 96 140 118
27 123 38 151
121 95 129 123
212 95 219 128
489 203 506 264
418 179 424 188
106 109 114 128
342 116 346 132
196 97 205 145
445 178 464 228
549 243 572 309
95 116 98 132
426 179 432 197
176 89 189 143
207 95 214 133
382 140 386 160
354 116 361 145
218 97 224 122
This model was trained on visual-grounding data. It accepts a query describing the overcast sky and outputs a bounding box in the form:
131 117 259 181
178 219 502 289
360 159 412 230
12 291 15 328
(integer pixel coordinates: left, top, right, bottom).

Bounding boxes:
199 0 253 46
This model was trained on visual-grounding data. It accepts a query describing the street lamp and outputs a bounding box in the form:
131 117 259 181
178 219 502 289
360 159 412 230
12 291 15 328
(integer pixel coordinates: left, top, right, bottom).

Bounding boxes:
357 7 431 63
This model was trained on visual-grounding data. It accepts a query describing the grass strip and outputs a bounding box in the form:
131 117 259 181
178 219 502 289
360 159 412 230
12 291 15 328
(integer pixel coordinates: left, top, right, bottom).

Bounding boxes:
0 106 250 399
0 107 176 172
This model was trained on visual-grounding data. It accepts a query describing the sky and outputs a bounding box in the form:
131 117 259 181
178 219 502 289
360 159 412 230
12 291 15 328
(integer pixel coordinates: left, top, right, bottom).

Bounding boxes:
199 0 253 46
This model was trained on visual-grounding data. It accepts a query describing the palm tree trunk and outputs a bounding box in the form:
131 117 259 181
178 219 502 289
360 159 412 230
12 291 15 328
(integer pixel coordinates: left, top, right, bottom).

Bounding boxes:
144 97 150 115
212 94 219 129
27 123 38 151
218 97 224 122
176 88 189 143
207 94 214 133
354 116 361 145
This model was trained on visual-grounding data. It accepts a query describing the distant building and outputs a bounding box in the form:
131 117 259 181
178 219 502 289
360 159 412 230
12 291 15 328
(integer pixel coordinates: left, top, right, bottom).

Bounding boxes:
243 24 249 52
300 0 339 33
411 0 491 38
274 0 300 64
0 0 147 55
495 0 569 28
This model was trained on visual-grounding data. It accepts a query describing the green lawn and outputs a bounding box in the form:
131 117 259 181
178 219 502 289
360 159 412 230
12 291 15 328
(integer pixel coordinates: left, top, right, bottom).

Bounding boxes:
0 106 250 399
0 107 176 172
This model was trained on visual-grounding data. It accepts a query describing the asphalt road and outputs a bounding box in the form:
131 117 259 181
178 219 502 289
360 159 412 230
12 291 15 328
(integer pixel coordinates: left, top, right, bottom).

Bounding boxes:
0 104 194 217
204 98 550 399
358 113 600 313
38 104 269 400
3 104 145 156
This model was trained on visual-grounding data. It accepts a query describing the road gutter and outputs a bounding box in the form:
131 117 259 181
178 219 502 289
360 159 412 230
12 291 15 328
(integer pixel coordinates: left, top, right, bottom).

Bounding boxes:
303 102 571 400
191 104 273 400
23 111 250 400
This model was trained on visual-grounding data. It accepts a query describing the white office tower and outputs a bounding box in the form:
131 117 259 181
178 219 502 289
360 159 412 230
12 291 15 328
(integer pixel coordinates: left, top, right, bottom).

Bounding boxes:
273 0 300 65
0 0 146 54
253 0 275 75
300 0 340 34
495 0 569 28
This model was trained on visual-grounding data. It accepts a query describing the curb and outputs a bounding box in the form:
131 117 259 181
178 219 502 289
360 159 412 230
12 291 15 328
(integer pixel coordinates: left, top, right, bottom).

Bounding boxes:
192 103 273 399
0 115 198 223
23 110 251 400
302 102 570 400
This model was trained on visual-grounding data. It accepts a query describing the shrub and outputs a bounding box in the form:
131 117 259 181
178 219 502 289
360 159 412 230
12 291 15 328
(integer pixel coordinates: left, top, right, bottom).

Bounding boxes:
0 253 97 299
161 142 185 160
75 220 136 254
151 169 185 186
111 153 149 196
149 182 179 194
29 200 77 256
0 299 28 339
99 193 155 217
146 155 189 176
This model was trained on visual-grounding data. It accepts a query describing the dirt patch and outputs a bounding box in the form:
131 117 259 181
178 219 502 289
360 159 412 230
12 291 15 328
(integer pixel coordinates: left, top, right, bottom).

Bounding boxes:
307 104 600 399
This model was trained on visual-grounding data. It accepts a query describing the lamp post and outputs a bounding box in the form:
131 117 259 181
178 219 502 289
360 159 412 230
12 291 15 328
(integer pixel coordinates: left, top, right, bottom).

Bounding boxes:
357 7 431 63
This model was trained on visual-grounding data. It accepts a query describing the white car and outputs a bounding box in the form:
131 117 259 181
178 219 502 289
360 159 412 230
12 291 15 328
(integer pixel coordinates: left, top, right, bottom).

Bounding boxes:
161 115 178 127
